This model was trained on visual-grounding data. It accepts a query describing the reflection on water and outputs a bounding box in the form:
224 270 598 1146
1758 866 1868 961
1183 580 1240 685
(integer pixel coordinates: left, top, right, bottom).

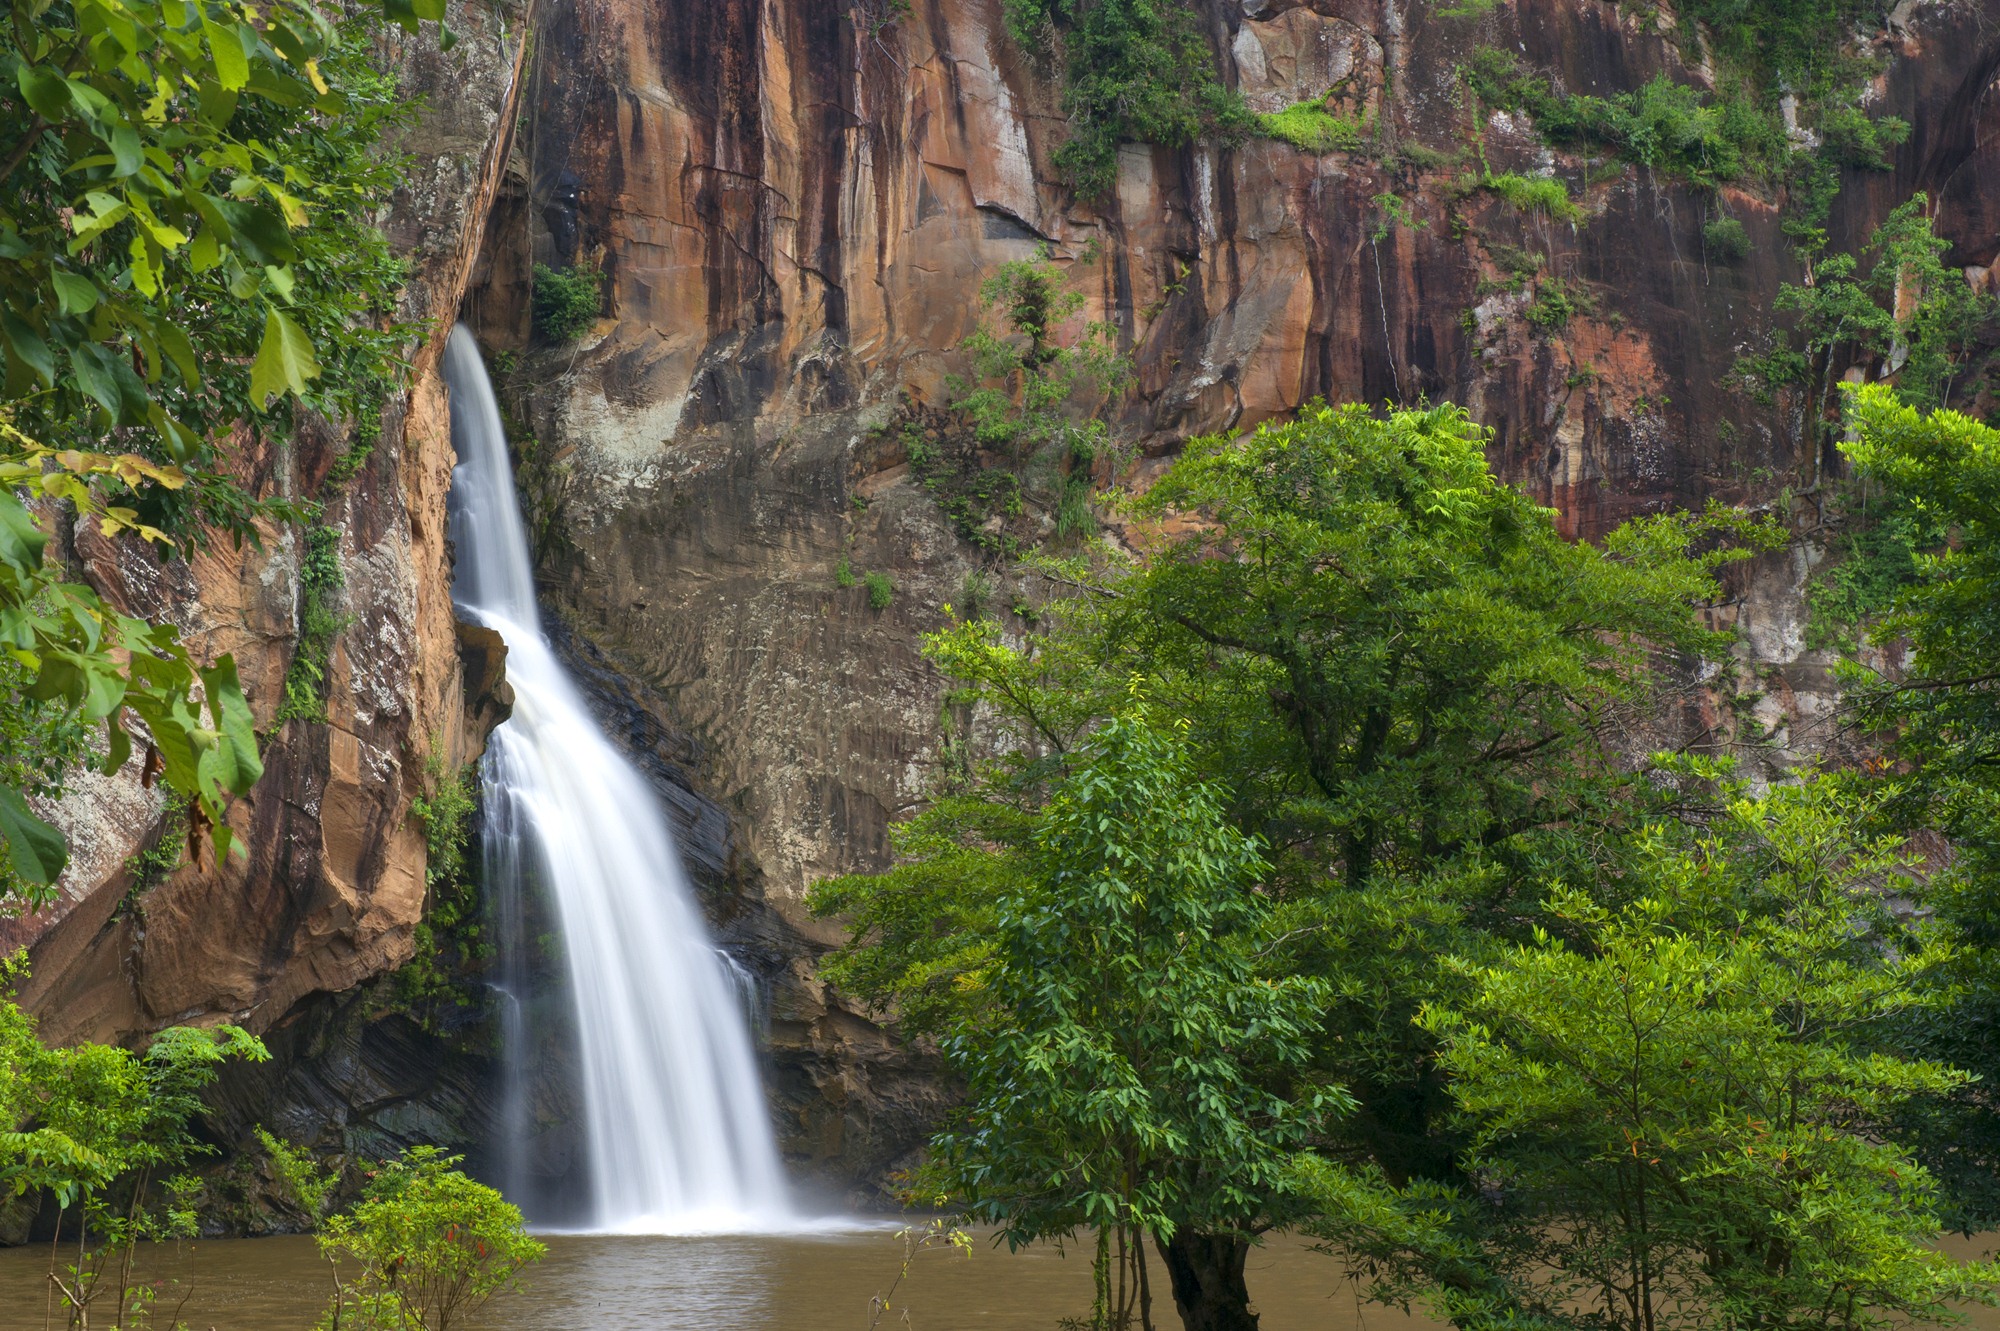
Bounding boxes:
0 1227 1441 1331
3 1229 1994 1331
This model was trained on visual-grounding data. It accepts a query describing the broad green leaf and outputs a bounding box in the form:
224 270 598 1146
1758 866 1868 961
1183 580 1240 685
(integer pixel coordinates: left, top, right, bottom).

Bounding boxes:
73 344 151 423
129 233 159 297
248 308 319 407
51 271 99 314
0 492 48 576
0 785 67 886
197 656 263 797
202 18 250 91
108 122 141 177
15 65 72 118
0 312 53 385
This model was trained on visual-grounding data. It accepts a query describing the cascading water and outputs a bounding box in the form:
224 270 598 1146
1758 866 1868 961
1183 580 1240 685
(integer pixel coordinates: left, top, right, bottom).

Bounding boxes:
442 325 794 1234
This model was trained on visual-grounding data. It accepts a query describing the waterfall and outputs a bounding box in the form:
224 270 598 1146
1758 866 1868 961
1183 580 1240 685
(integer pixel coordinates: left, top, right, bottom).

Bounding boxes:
442 326 794 1234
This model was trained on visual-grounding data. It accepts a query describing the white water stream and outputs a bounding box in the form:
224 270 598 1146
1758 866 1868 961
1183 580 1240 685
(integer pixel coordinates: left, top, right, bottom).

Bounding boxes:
442 326 794 1234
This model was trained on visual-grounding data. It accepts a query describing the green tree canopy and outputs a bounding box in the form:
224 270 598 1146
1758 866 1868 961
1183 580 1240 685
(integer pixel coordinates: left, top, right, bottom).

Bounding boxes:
1419 780 1997 1331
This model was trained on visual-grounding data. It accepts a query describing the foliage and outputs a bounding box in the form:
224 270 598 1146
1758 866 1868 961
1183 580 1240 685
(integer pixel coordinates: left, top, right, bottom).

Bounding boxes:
816 401 1779 1330
1830 389 2000 1232
1670 0 1897 99
0 6 415 542
1525 282 1579 332
276 523 346 726
864 570 895 611
835 554 857 589
1000 0 1249 198
1703 214 1753 262
1257 99 1370 155
530 260 601 344
1421 780 1999 1331
395 755 485 1033
1480 172 1582 223
921 704 1341 1326
1802 480 1944 653
0 957 269 1328
271 1142 543 1331
930 246 1130 553
1465 56 1790 191
1110 401 1766 888
0 430 264 900
0 0 442 900
1732 197 1990 459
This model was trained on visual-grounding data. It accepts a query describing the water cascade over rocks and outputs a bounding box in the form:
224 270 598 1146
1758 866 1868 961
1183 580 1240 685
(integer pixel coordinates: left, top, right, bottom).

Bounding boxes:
442 326 794 1234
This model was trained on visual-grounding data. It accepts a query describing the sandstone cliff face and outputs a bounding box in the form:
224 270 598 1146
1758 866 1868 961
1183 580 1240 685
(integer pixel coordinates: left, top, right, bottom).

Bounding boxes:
6 3 529 1061
460 0 2000 1190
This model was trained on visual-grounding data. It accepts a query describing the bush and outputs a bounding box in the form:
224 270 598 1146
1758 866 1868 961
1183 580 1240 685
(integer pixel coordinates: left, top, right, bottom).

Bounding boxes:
531 262 603 343
1002 0 1250 198
314 1146 544 1331
1481 171 1583 222
864 571 895 611
1703 215 1754 261
1257 100 1370 154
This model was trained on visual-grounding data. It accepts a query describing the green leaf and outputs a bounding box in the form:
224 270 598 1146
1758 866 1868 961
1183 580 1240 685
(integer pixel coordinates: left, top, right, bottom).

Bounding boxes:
202 18 250 91
197 656 263 797
0 784 67 887
15 64 72 119
0 491 48 576
73 343 151 424
51 271 99 315
108 122 142 177
214 198 296 266
248 308 319 407
0 311 53 385
410 0 448 18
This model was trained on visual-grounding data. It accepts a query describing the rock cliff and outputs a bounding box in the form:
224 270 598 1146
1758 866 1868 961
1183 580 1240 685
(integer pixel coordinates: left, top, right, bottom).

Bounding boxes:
1 0 532 1205
462 0 2000 1194
11 0 2000 1217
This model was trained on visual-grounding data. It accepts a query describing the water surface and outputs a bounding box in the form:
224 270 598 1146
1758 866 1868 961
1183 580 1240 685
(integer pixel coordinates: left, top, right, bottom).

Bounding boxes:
0 1228 1436 1330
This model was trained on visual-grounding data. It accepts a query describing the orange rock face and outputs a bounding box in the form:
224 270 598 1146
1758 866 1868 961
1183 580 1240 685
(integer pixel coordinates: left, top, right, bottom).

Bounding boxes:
443 0 2000 1191
8 0 532 1050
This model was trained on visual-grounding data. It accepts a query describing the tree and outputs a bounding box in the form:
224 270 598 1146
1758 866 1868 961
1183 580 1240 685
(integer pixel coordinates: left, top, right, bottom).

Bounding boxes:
0 0 438 895
0 954 269 1329
1418 780 2000 1331
1112 401 1760 892
1733 198 1992 477
867 702 1338 1331
999 0 1248 199
1837 387 2000 1230
314 1146 544 1331
262 1137 544 1331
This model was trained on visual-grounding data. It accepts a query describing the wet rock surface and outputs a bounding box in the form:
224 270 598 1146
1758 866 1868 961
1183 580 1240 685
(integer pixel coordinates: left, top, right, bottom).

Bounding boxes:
455 0 2000 1197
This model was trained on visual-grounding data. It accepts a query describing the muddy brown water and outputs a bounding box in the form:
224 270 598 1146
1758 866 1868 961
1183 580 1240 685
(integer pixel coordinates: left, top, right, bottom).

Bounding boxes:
0 1227 1440 1331
2 1229 1996 1331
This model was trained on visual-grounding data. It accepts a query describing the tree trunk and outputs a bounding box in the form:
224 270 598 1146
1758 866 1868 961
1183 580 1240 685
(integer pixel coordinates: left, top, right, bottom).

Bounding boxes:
1155 1231 1258 1331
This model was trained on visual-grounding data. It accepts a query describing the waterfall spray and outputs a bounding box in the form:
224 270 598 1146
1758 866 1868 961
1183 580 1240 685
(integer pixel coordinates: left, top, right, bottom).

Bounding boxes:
442 326 793 1234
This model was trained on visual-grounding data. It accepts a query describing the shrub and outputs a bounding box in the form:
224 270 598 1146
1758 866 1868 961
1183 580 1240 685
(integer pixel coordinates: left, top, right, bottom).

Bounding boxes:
531 262 603 343
1257 100 1370 154
864 571 895 611
1481 172 1583 222
313 1146 544 1331
1526 284 1577 331
276 525 347 726
1704 215 1754 261
836 555 857 589
1002 0 1250 198
1818 103 1911 169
